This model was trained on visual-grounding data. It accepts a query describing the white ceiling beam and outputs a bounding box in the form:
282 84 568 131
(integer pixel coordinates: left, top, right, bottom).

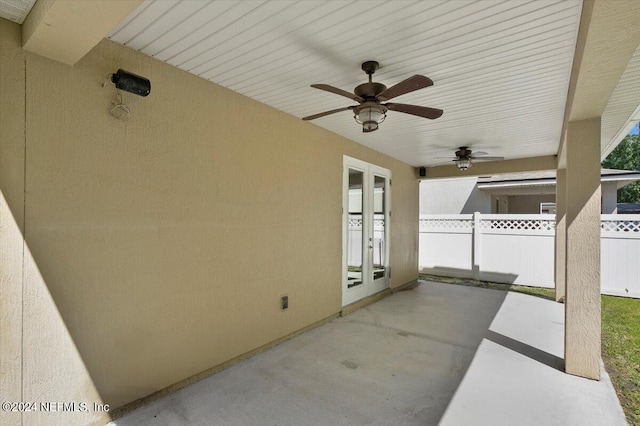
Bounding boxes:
22 0 143 65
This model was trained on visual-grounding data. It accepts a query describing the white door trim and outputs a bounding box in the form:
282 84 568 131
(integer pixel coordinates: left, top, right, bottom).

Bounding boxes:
342 156 391 307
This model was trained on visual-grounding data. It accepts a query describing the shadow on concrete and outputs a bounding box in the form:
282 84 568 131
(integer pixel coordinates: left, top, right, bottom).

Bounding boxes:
110 279 626 426
419 272 557 302
113 279 510 425
484 329 564 371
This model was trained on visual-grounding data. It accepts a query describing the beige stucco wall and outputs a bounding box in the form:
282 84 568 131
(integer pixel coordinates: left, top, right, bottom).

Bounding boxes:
0 19 418 425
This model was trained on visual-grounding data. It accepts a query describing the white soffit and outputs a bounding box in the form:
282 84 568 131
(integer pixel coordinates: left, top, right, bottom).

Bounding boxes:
602 44 640 158
108 0 583 167
0 0 36 24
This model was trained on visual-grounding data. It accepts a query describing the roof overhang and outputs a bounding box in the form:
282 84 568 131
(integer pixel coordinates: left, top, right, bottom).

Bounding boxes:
477 171 640 195
556 0 640 169
20 0 142 66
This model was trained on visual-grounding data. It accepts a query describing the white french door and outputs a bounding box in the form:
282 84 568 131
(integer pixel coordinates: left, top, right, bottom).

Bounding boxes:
342 156 391 306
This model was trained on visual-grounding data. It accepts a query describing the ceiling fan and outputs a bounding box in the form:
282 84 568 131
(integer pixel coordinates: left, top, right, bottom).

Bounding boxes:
302 61 443 133
436 147 505 171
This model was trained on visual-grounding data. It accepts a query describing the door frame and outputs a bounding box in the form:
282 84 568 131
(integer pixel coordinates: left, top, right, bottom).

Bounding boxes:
342 156 391 307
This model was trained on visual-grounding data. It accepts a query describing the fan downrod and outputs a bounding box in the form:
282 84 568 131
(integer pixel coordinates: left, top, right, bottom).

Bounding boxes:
356 60 386 98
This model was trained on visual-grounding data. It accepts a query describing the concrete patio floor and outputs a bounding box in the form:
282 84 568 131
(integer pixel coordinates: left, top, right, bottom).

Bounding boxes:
110 280 627 426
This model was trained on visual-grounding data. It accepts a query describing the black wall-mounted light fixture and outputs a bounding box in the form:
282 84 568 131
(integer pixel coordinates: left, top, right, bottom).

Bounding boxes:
110 69 151 97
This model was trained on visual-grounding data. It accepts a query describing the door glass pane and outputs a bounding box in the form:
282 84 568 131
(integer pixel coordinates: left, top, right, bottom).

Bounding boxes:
373 175 386 280
347 169 364 288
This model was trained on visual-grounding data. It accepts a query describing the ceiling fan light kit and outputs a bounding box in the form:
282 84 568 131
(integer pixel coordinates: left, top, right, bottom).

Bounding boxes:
354 104 387 132
456 158 472 171
303 60 442 133
434 146 505 171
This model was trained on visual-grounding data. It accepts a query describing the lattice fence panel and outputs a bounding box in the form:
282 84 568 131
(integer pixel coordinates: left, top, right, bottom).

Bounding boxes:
480 218 555 231
373 218 385 231
419 218 473 231
348 216 385 231
601 220 640 233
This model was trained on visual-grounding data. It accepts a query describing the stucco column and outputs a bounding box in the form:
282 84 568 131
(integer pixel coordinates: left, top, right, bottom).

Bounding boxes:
0 20 26 426
564 118 601 380
554 169 567 302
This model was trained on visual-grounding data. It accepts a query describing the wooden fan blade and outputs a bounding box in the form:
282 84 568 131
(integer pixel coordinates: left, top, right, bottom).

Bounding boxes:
310 84 364 103
302 106 356 121
385 103 443 119
470 156 504 161
377 75 433 101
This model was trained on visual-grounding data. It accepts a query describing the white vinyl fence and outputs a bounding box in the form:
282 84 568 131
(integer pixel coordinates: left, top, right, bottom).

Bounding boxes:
419 213 640 298
348 214 386 267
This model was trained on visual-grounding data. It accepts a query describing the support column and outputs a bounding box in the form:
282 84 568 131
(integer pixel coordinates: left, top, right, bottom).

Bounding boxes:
0 20 26 426
564 118 601 380
554 168 567 302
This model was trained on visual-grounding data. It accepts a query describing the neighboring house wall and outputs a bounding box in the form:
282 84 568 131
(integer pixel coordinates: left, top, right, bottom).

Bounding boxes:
422 178 563 215
602 181 618 213
508 194 557 214
491 195 510 214
423 178 623 215
420 177 491 214
0 20 418 425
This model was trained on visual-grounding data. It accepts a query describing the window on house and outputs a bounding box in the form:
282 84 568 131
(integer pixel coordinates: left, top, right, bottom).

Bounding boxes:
540 202 556 214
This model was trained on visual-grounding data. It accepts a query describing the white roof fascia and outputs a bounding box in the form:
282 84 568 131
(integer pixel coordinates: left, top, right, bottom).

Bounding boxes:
601 173 640 182
477 180 555 189
478 173 640 190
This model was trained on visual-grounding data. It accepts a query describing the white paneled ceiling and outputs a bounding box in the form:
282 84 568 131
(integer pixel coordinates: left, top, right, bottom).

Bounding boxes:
108 0 583 167
0 0 36 24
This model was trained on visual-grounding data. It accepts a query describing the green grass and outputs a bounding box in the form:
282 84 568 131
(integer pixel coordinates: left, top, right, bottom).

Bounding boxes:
420 274 640 424
602 295 640 425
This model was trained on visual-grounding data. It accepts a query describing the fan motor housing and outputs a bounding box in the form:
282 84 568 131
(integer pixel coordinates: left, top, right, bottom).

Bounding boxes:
455 147 472 158
354 82 387 99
